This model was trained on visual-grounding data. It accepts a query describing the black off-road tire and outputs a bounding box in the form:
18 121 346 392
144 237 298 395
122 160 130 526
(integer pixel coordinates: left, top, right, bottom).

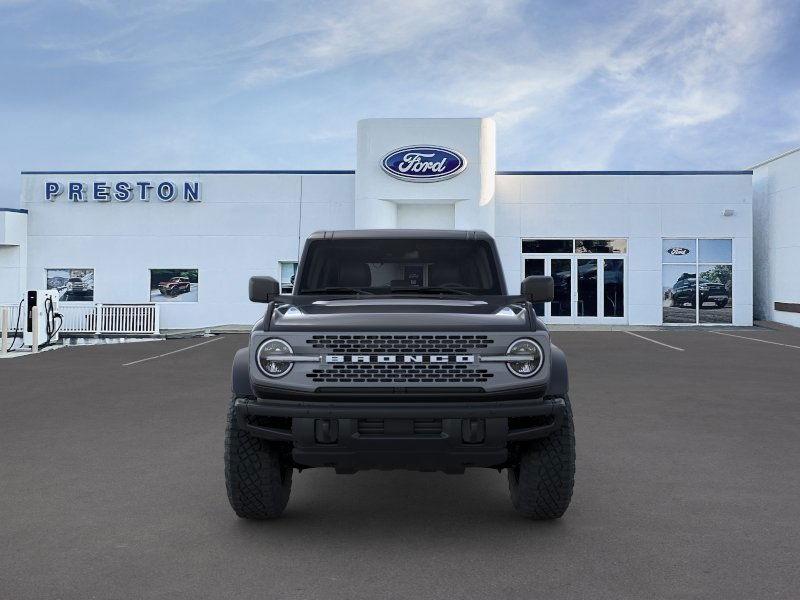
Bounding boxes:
225 397 292 519
508 395 575 519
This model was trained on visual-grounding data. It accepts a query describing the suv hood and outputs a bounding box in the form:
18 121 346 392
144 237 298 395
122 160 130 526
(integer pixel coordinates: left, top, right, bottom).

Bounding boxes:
268 297 531 332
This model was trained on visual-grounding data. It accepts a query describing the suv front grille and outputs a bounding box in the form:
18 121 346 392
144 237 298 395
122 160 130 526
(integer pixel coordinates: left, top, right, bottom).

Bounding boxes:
308 363 492 384
307 334 493 354
304 334 496 384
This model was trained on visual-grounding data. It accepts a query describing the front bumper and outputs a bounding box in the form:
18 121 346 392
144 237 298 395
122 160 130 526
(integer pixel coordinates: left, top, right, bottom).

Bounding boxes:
234 396 566 472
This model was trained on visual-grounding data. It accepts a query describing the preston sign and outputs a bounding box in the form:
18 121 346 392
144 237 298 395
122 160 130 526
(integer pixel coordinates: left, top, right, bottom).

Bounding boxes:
381 145 467 182
44 181 201 203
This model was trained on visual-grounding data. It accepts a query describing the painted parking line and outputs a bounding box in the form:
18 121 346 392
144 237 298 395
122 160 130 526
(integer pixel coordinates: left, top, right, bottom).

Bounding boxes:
623 331 685 352
122 336 223 366
710 331 800 349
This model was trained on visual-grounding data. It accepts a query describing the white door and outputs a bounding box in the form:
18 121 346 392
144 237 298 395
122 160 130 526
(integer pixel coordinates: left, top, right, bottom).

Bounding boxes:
522 255 626 324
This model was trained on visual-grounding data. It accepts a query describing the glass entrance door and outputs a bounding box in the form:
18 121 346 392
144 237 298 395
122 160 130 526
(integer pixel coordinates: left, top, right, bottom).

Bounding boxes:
522 255 626 324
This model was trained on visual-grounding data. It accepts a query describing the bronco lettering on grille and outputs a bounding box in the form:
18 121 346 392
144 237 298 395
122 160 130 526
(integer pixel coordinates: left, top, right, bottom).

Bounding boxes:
324 354 475 364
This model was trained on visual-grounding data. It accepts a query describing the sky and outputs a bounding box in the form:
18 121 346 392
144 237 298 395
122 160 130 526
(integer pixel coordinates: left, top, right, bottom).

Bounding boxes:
1 0 799 208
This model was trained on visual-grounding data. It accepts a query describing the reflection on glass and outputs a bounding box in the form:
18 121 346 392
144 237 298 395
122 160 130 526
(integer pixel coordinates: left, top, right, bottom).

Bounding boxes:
524 258 546 317
699 239 732 264
576 239 627 254
662 239 696 263
522 239 573 253
577 259 597 316
551 259 572 316
280 261 298 294
699 265 732 324
663 265 697 324
604 259 624 317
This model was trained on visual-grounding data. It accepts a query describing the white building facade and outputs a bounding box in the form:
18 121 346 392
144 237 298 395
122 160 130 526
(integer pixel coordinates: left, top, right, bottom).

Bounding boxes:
753 147 800 328
2 118 755 330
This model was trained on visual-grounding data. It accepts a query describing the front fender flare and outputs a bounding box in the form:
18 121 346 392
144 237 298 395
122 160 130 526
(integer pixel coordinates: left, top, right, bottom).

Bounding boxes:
231 347 254 398
545 343 569 397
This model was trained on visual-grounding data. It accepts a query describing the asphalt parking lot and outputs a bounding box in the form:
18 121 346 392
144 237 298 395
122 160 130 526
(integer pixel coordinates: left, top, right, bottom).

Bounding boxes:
2 327 799 599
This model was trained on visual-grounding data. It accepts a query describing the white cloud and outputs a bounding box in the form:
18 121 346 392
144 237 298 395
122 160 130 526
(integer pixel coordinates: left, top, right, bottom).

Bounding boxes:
1 0 796 178
428 0 788 167
604 0 781 128
238 0 520 87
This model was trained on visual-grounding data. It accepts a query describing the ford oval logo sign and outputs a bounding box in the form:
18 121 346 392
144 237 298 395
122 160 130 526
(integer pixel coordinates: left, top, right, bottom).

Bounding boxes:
381 145 467 182
667 247 691 256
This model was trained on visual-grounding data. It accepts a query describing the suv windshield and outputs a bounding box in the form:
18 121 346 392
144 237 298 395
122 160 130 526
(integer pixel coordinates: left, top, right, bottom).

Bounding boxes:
296 238 503 295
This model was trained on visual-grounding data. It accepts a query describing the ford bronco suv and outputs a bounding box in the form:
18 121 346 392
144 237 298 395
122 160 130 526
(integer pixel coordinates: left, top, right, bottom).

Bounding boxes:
226 230 574 520
158 276 191 297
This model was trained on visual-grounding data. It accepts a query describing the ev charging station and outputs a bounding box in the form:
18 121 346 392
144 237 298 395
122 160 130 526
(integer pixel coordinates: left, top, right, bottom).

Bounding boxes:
23 289 62 349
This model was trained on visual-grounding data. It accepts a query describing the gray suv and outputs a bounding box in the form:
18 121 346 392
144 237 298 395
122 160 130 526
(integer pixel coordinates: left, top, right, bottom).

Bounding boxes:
226 230 574 519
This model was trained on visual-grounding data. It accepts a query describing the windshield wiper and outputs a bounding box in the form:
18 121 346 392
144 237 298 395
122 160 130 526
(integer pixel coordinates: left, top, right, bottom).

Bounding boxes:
390 286 473 296
301 287 374 295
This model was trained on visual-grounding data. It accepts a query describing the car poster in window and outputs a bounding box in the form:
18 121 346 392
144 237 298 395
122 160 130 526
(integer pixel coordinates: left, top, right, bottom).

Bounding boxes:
46 268 94 302
150 269 198 302
662 265 697 324
698 264 732 324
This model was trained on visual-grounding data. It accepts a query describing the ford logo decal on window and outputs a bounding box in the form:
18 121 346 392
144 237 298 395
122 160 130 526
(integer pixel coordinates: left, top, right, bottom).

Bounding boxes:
667 247 691 256
381 145 467 182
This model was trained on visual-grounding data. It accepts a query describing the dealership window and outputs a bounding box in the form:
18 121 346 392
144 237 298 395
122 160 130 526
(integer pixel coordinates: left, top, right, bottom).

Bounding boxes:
46 268 94 302
522 239 573 254
149 269 199 303
662 239 732 325
279 261 298 294
521 239 626 321
575 239 627 254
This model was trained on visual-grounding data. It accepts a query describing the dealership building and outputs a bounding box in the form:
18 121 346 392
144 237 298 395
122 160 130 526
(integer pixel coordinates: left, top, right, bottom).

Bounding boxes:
1 117 797 333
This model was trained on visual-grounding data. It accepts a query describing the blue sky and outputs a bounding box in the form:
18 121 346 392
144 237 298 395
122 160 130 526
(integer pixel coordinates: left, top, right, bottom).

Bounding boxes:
1 0 799 207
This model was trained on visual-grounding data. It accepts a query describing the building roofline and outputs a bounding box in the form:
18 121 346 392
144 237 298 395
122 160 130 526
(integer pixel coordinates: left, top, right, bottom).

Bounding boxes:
0 207 27 214
20 170 356 175
21 169 753 176
496 170 752 175
748 146 800 170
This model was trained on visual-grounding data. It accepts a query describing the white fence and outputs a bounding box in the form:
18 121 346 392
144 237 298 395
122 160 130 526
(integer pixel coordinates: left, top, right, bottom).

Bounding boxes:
0 302 160 335
1 302 22 332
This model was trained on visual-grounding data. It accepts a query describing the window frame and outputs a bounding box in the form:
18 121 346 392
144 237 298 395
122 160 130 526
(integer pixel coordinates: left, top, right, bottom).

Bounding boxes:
44 267 96 303
148 268 200 304
661 238 733 326
520 238 628 323
278 260 299 294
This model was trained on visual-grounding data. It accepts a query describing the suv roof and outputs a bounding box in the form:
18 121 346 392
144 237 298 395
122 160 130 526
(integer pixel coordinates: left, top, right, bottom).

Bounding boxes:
308 229 494 241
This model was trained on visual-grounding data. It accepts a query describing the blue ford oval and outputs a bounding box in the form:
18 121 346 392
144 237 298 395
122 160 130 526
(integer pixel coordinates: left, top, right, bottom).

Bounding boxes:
381 145 468 182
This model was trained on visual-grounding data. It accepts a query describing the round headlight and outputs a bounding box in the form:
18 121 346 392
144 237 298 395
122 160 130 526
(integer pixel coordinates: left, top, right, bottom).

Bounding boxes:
506 338 544 378
256 338 293 378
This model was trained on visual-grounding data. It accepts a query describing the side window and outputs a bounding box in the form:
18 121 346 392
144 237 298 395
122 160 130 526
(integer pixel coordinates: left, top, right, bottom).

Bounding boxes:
279 261 298 294
662 239 731 324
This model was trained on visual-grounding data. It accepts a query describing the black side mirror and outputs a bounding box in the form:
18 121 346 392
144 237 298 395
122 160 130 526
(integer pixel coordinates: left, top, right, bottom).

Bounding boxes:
249 276 280 303
521 275 554 302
